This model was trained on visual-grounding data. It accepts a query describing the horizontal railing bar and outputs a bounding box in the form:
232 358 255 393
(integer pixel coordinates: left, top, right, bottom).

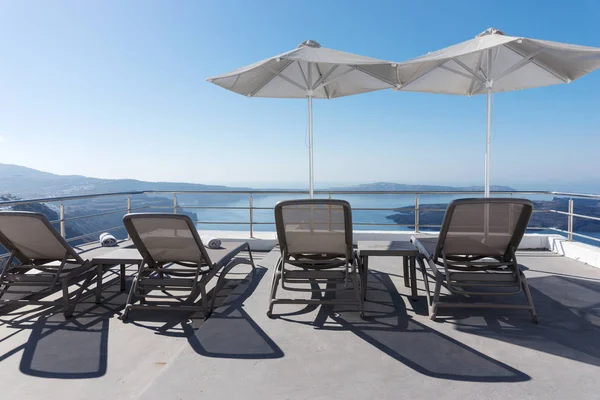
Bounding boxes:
4 189 600 208
173 206 251 210
145 190 552 196
0 191 146 207
548 191 600 199
66 226 125 243
350 207 401 211
568 232 600 242
551 228 600 243
193 221 249 225
0 189 578 208
395 208 553 213
550 210 600 222
136 206 562 213
193 221 421 227
193 222 278 225
177 206 276 211
352 222 408 226
570 232 600 242
571 212 600 222
60 206 151 223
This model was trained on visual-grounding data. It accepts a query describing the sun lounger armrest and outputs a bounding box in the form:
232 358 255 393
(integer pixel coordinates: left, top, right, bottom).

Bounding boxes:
412 236 448 278
211 242 251 270
411 236 436 261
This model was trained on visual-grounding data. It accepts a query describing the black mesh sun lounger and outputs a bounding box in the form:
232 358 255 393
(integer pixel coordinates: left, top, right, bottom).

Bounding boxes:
267 199 363 318
121 213 255 321
0 211 101 317
412 198 538 322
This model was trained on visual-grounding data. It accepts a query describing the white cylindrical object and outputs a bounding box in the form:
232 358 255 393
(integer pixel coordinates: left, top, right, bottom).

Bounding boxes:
201 235 222 249
100 232 118 247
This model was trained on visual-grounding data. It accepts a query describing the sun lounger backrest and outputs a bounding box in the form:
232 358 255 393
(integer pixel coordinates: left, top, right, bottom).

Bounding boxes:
275 199 352 257
123 213 212 265
0 211 83 263
436 198 533 259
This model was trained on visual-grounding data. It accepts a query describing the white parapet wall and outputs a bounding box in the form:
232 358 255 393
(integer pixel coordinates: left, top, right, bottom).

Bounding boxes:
198 230 558 252
200 230 600 269
548 235 600 269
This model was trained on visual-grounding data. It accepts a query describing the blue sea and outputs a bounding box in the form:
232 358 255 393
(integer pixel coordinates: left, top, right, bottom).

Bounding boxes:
183 192 600 247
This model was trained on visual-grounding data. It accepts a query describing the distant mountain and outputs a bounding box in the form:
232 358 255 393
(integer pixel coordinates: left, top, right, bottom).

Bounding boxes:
0 163 249 198
328 182 516 192
0 164 518 198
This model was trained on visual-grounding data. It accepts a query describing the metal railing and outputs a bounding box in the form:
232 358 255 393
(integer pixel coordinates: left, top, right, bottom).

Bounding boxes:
1 189 599 246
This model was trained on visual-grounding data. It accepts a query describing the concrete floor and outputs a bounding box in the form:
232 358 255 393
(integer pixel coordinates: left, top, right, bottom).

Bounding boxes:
1 250 599 400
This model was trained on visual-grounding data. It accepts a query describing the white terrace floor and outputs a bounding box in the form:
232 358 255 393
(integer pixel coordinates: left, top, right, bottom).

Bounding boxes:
1 249 600 400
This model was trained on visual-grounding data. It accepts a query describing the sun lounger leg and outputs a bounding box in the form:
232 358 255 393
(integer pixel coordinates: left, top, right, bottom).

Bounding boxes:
521 272 538 323
247 245 256 269
62 280 73 318
95 264 103 304
200 284 209 319
351 259 364 318
122 274 139 322
403 256 409 287
361 256 368 300
69 272 96 314
209 270 227 316
417 256 432 316
267 258 282 318
430 273 443 321
120 264 127 291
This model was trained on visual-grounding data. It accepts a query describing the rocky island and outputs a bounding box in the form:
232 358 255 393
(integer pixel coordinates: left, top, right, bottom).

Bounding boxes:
386 197 600 232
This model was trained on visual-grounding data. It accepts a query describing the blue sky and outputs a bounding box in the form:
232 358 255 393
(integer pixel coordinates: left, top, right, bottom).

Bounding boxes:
0 1 599 191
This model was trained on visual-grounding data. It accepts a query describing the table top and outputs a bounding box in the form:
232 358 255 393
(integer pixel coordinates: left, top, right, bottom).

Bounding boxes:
73 241 141 264
357 240 419 257
92 248 143 264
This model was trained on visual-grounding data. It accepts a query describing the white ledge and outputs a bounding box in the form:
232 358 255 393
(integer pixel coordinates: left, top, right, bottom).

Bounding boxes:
198 230 571 254
548 236 600 269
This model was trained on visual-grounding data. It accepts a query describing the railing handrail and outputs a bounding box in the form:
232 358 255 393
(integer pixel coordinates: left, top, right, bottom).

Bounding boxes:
2 189 597 208
0 191 146 207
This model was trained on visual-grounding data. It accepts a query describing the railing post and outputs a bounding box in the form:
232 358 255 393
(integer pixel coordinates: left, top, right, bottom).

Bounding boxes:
249 195 254 238
328 193 332 231
568 197 574 241
414 194 420 233
127 195 131 240
59 201 66 238
173 193 178 214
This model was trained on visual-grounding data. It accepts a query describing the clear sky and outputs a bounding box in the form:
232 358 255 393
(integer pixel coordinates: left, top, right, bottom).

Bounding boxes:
0 0 599 191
